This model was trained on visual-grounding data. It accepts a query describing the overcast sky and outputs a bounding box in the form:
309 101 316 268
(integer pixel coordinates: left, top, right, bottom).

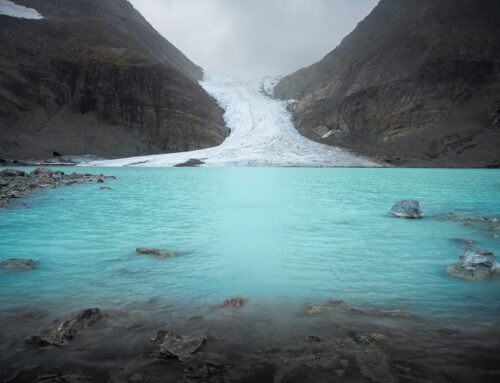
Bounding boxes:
129 0 378 77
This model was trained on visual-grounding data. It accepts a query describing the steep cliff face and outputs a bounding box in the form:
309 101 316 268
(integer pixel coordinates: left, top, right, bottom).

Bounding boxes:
0 0 229 160
275 0 500 167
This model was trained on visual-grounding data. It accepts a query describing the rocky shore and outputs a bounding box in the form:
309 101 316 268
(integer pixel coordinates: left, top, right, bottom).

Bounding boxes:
0 301 499 383
0 168 115 208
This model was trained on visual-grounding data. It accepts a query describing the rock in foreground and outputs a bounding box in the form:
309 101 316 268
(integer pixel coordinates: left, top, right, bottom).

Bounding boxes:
146 331 207 359
447 250 498 281
389 200 423 219
26 308 104 347
0 258 36 272
136 248 178 259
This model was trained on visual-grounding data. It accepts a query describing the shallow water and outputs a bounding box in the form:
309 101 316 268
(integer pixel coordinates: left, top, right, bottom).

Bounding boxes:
1 167 499 326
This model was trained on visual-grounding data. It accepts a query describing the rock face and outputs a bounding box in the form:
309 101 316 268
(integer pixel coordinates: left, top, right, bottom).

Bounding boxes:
388 200 423 219
0 258 36 272
146 331 207 359
447 250 498 280
0 0 229 160
26 308 104 347
275 0 500 167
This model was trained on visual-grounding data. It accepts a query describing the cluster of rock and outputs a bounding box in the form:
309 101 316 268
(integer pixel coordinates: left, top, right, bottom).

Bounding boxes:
436 214 500 238
0 167 116 208
146 331 207 359
447 250 499 281
215 296 248 309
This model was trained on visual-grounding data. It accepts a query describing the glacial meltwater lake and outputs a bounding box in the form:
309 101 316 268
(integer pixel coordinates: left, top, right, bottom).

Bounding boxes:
1 167 500 327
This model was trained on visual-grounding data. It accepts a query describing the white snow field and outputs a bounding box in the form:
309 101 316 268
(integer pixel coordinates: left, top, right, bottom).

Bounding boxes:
89 72 379 167
0 0 43 19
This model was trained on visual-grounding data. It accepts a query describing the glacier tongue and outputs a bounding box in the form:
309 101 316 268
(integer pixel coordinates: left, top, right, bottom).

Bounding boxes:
89 72 379 167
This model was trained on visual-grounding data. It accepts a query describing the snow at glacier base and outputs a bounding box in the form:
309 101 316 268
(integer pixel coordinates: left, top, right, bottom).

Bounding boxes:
89 72 379 167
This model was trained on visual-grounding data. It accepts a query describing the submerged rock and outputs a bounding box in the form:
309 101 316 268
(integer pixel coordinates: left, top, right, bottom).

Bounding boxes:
0 258 36 272
388 200 423 219
306 300 352 315
215 296 248 308
26 308 104 347
136 248 178 259
447 250 498 280
146 330 207 359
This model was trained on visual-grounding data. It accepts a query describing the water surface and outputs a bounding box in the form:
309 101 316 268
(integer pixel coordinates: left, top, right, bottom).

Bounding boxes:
1 167 499 325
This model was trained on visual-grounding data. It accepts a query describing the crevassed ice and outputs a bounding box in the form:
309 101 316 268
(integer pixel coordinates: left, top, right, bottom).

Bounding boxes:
89 72 380 167
0 0 43 19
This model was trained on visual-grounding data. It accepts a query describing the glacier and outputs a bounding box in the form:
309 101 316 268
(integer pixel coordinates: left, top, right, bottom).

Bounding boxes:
89 72 379 167
0 0 43 19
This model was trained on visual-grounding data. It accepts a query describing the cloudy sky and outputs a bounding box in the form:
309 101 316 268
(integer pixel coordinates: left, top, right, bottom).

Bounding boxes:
129 0 378 77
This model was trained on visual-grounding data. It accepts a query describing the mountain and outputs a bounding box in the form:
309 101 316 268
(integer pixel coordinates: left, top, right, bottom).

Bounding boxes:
275 0 500 167
0 0 229 160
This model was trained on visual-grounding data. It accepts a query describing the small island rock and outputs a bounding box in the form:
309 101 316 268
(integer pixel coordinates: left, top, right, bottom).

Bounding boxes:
389 200 423 219
447 250 498 281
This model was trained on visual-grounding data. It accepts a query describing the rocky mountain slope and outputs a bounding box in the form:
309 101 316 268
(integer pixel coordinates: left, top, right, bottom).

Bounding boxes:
275 0 500 167
0 0 229 160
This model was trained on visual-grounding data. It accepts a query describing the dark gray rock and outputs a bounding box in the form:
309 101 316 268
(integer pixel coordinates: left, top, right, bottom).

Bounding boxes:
447 250 498 280
146 330 207 359
215 296 248 308
136 248 178 259
0 258 36 272
175 159 205 167
1 169 25 177
389 200 423 219
26 308 104 347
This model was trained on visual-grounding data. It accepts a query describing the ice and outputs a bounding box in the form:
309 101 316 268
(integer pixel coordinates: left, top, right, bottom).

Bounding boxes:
88 72 380 167
0 0 43 19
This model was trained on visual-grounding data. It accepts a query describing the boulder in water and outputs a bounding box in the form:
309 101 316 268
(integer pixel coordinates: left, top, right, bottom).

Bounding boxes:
26 308 104 347
136 248 178 259
447 250 498 280
0 258 36 272
146 330 207 359
388 200 423 218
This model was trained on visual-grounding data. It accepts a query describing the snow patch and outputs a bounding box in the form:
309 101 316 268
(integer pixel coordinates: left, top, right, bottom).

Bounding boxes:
0 0 43 19
88 72 380 168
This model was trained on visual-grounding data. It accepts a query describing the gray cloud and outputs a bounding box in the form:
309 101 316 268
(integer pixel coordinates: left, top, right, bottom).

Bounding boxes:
129 0 378 77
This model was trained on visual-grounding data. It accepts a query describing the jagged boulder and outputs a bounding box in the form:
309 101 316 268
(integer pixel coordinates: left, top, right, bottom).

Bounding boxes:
447 250 498 280
388 200 423 219
26 308 104 347
146 331 207 359
0 258 36 272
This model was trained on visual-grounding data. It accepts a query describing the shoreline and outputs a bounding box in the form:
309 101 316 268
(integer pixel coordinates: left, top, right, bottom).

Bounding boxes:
1 300 499 382
0 168 115 209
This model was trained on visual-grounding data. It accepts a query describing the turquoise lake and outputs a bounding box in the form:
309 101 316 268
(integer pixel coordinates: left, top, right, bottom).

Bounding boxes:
1 168 500 325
